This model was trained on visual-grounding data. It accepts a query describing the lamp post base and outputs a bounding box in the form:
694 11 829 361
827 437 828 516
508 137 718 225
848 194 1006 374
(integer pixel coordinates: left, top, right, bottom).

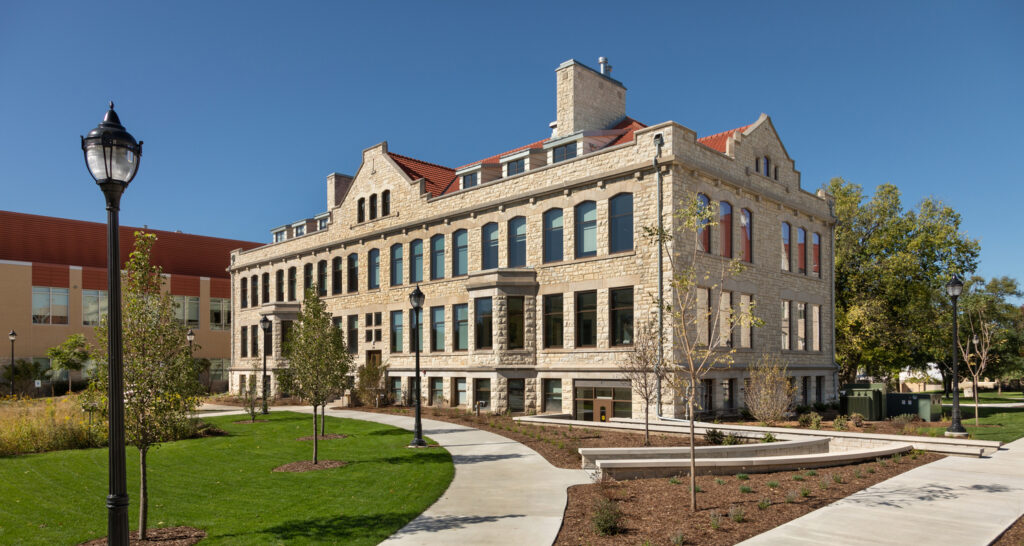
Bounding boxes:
408 438 428 448
944 429 968 438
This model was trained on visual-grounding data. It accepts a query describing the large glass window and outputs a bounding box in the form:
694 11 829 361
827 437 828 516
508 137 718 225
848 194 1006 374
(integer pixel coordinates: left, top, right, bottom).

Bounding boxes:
276 270 285 301
317 260 327 296
251 325 259 357
332 258 342 295
410 239 423 283
508 217 526 267
609 193 634 253
390 244 403 286
240 326 248 357
575 201 597 258
82 289 108 326
506 158 525 176
209 298 231 330
781 222 791 271
543 208 563 263
543 379 562 413
797 302 807 350
797 227 807 274
430 235 445 280
262 272 270 303
508 379 525 412
575 291 597 347
390 310 403 353
369 194 378 221
462 172 477 189
251 275 259 307
412 309 423 352
812 305 821 351
452 229 468 276
481 223 499 269
357 197 365 222
475 297 493 349
453 304 468 351
812 232 821 277
474 378 490 408
429 377 444 406
697 194 711 253
240 277 248 309
288 267 297 301
552 142 577 163
718 291 733 348
740 208 753 263
456 378 468 406
739 294 753 349
508 296 525 349
781 300 791 350
430 306 445 352
609 288 634 346
347 254 358 293
543 294 563 348
381 190 391 216
720 201 733 258
390 377 402 404
172 295 200 327
368 249 380 289
303 264 312 293
347 315 358 354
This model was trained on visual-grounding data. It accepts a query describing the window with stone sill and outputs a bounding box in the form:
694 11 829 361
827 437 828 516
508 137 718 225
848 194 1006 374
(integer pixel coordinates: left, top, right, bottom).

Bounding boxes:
552 142 577 163
250 274 259 307
462 172 477 189
505 158 525 176
276 269 285 301
332 257 343 295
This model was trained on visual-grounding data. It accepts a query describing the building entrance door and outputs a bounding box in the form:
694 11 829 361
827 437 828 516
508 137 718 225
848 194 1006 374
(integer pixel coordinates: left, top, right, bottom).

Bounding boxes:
595 399 613 422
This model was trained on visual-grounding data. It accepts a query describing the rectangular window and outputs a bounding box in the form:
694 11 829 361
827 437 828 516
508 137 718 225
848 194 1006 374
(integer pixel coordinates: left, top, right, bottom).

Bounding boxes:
262 272 271 302
172 295 200 328
294 225 305 237
797 302 806 350
454 304 468 351
481 224 498 270
303 265 312 293
368 249 380 290
456 377 468 406
781 222 791 271
240 326 248 357
740 209 753 263
250 325 259 357
264 322 273 356
452 230 468 276
812 233 821 278
505 158 525 176
725 378 736 409
816 376 824 403
347 254 358 293
430 306 445 352
696 288 710 346
508 378 525 412
462 172 477 189
609 194 634 253
430 236 445 280
277 270 285 301
390 377 402 404
429 377 444 406
390 310 403 353
508 217 526 267
281 321 292 348
609 288 634 346
288 268 297 301
209 297 231 330
82 289 108 326
508 297 524 350
575 291 597 347
738 294 753 349
251 275 259 307
552 142 577 163
32 287 68 325
318 217 328 230
781 300 791 350
240 278 248 309
410 240 423 283
797 228 807 275
543 294 563 349
718 291 732 347
812 304 821 351
273 231 285 243
543 379 562 413
475 297 493 349
475 378 490 408
613 387 632 418
347 315 358 354
543 209 563 263
390 245 403 286
412 309 423 352
575 202 597 258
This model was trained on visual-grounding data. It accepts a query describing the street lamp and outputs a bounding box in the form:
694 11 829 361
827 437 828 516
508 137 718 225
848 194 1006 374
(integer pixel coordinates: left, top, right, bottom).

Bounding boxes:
8 330 15 396
82 102 142 545
408 286 426 447
186 329 195 351
259 315 271 415
945 273 967 438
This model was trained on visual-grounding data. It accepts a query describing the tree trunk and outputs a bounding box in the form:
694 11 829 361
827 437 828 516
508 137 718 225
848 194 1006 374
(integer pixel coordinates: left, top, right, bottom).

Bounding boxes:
320 405 326 436
139 447 149 540
312 407 319 464
68 373 73 395
688 398 697 512
997 379 1002 394
974 378 980 427
644 403 650 446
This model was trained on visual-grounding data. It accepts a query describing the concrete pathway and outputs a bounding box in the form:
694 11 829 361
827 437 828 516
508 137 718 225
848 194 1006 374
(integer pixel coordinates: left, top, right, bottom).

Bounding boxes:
740 437 1024 545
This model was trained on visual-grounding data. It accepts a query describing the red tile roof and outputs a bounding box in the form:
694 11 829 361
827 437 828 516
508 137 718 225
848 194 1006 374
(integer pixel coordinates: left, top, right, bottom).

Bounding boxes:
606 117 647 147
0 210 262 279
697 124 753 153
388 153 457 197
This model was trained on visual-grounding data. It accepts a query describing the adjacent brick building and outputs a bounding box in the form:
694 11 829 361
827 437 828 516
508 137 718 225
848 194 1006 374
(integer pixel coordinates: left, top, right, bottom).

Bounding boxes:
229 58 838 420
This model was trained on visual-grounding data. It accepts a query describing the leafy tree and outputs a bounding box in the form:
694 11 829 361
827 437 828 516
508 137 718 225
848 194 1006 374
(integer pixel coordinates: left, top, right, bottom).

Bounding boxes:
46 334 90 394
356 358 389 408
958 276 1023 419
746 353 798 426
90 232 203 539
1 358 46 395
279 285 352 463
615 316 667 446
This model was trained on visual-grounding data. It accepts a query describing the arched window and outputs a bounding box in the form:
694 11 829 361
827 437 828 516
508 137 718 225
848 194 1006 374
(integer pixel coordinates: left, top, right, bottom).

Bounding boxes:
763 156 771 177
609 193 633 253
812 232 821 278
543 208 563 263
481 223 499 269
381 190 391 216
276 270 284 302
317 260 327 296
697 194 711 253
575 201 597 258
719 201 732 258
287 267 296 301
369 194 378 220
797 227 807 274
250 275 259 307
390 244 403 286
357 198 366 223
262 272 270 303
240 277 248 309
740 209 753 263
781 222 791 271
452 229 468 276
332 257 343 294
409 239 423 283
368 249 380 289
347 254 358 293
508 216 526 267
430 234 445 280
303 263 313 293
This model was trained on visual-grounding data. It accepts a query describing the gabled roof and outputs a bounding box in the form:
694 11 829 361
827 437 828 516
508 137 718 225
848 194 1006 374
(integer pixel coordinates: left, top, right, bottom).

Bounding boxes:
388 153 457 197
606 117 647 146
697 123 754 153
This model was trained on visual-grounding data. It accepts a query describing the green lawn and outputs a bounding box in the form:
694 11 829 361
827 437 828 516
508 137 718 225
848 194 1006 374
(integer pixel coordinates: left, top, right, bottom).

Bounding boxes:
915 406 1024 443
935 391 1024 405
0 411 453 545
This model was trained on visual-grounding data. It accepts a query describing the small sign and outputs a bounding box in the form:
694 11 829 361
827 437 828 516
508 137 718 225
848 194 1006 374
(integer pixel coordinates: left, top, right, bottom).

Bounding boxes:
34 380 42 388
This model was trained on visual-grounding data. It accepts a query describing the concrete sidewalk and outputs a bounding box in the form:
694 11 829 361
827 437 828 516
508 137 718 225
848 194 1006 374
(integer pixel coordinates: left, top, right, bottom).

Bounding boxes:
740 437 1024 545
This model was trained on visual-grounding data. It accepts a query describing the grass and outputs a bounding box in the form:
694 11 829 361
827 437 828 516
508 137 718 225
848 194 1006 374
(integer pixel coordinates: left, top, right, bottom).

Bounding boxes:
934 391 1023 405
913 406 1024 443
0 411 453 545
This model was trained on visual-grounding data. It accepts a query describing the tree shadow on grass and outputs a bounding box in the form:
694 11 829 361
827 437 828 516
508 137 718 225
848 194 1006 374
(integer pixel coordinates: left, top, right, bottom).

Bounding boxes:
255 512 421 542
369 450 453 465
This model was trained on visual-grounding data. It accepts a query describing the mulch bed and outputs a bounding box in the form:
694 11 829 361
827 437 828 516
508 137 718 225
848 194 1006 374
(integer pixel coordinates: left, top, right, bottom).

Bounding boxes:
80 526 206 545
296 433 348 441
272 460 348 473
994 513 1024 545
556 451 943 545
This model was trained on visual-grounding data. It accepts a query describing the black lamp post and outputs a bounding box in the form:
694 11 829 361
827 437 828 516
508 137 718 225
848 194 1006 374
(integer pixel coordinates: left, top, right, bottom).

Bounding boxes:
186 329 195 351
945 273 967 437
408 286 426 447
82 102 142 546
259 315 271 415
8 330 15 396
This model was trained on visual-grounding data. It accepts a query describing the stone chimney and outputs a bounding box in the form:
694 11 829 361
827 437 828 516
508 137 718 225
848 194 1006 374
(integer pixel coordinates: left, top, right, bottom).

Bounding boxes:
551 58 626 138
327 172 353 209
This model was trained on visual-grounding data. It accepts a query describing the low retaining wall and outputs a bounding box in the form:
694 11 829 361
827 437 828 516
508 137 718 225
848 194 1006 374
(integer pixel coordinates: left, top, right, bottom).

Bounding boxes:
579 437 830 469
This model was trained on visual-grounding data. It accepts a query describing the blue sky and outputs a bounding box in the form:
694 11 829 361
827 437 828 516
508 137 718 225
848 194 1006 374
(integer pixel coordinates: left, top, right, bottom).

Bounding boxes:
1 1 1021 286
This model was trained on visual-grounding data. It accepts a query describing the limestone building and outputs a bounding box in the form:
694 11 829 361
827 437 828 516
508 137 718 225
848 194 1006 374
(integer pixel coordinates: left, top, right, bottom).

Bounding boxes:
229 58 837 420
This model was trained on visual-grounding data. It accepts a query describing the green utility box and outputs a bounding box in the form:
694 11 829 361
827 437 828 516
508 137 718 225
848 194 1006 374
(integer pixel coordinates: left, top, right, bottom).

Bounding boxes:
839 383 888 421
887 393 942 422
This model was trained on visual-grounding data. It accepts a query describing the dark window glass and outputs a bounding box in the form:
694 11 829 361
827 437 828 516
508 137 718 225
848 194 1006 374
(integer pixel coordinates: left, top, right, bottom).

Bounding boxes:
797 227 807 274
369 194 377 220
250 325 258 357
475 378 490 408
543 379 562 413
609 193 633 253
317 260 327 296
303 264 312 293
411 309 422 352
240 277 248 309
508 296 524 349
390 310 403 353
552 142 577 163
381 190 390 216
481 223 499 269
332 257 342 294
357 197 365 223
506 158 525 176
543 294 563 348
368 249 380 289
741 209 753 263
812 233 821 277
763 156 771 176
462 172 477 189
508 379 525 412
430 306 445 351
453 304 468 350
575 201 597 258
697 194 711 253
610 288 634 346
288 267 296 301
543 208 563 263
251 275 259 307
410 239 423 283
452 229 468 276
430 235 445 280
781 222 791 271
429 377 443 405
276 270 284 301
720 201 733 258
508 216 526 267
390 244 403 286
576 291 597 347
347 315 358 354
240 326 248 357
261 272 270 303
347 254 358 293
475 297 493 349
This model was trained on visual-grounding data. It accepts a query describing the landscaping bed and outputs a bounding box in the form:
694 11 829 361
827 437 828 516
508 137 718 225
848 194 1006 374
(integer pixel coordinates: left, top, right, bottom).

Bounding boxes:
994 513 1024 545
556 451 943 545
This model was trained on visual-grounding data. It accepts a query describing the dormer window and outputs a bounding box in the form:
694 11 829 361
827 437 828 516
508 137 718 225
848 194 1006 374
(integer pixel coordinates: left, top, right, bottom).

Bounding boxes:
272 230 286 243
552 142 577 163
506 158 525 176
318 217 328 230
462 172 478 189
294 224 305 237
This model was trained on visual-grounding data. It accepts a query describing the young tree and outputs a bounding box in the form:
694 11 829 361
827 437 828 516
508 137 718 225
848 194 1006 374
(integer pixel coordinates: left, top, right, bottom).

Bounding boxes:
356 358 388 408
90 232 203 539
616 317 666 446
279 286 352 463
46 334 90 394
241 360 261 423
959 276 1023 424
746 353 798 426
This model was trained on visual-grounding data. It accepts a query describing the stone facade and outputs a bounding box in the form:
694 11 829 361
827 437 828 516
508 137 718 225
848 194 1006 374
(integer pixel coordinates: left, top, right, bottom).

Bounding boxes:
228 58 838 420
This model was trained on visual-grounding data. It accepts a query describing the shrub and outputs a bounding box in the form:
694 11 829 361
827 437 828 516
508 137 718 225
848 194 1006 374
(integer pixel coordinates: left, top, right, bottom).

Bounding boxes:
715 478 726 485
745 354 798 426
831 473 843 484
813 401 827 412
739 485 752 493
798 412 813 427
854 470 864 479
801 487 811 497
902 424 918 435
818 480 829 490
809 412 823 430
672 531 688 545
592 498 623 536
785 490 797 503
761 432 777 443
833 415 849 431
729 506 746 523
723 433 742 446
736 473 749 480
849 413 865 427
693 485 703 493
792 474 805 482
670 477 681 485
806 470 817 477
868 467 876 474
757 498 771 510
767 481 779 489
0 395 107 456
892 453 902 463
892 413 920 426
709 512 721 530
704 428 724 445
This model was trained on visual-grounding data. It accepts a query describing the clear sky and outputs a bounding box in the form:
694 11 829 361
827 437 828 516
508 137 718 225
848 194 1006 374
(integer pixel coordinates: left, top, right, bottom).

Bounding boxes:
1 1 1021 286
